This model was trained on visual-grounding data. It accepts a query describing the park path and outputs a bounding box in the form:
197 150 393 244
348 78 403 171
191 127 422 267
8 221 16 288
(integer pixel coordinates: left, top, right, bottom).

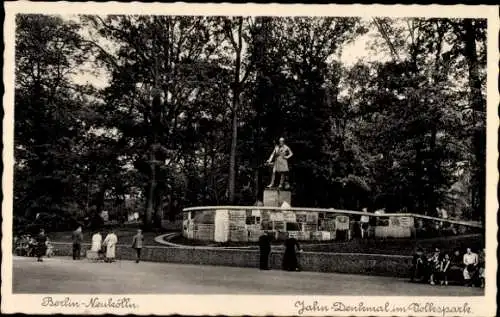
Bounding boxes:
154 233 260 249
12 256 483 296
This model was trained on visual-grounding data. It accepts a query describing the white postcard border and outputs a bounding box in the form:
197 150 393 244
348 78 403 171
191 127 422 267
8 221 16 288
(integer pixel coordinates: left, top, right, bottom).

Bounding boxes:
2 3 498 316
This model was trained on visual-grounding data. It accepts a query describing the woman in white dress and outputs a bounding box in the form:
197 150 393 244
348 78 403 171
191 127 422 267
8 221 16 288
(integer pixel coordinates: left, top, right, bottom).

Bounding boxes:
91 231 102 252
102 230 118 263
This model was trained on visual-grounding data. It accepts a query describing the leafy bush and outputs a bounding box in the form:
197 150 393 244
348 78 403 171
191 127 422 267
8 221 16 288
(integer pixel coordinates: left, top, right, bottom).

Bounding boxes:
17 212 81 234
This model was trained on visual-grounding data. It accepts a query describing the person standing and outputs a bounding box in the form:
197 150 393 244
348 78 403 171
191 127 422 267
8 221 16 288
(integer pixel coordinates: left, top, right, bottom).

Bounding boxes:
72 226 83 260
258 234 271 270
410 247 427 282
267 137 293 189
103 230 118 263
360 208 370 239
439 253 451 286
131 229 144 263
36 229 47 262
463 247 478 286
27 235 36 257
45 238 54 258
428 248 441 285
91 231 103 259
282 237 302 271
449 249 463 282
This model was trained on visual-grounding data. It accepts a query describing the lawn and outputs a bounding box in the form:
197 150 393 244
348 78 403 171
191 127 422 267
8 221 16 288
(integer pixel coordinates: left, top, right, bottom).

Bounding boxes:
49 225 484 256
301 234 484 255
168 234 484 256
48 227 163 246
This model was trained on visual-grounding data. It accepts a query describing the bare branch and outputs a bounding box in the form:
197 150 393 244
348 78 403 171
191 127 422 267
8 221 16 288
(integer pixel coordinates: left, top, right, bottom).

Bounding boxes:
223 18 239 51
81 39 120 70
373 18 400 62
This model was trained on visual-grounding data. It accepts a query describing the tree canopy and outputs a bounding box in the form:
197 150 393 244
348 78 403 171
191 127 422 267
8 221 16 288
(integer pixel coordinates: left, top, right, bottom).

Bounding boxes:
14 15 487 230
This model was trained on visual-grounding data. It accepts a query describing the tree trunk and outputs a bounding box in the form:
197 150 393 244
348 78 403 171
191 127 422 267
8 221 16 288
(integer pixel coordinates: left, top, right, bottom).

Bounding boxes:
228 98 239 203
428 124 438 216
227 18 243 204
145 35 161 229
95 187 106 215
144 153 155 229
463 19 486 223
153 185 163 228
413 142 424 213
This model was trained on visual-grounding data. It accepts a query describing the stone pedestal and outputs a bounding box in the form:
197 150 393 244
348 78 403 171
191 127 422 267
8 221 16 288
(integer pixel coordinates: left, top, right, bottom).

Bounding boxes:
263 189 291 207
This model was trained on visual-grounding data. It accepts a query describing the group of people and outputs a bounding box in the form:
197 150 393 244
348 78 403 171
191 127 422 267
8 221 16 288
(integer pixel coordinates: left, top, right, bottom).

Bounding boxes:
14 226 144 263
14 229 54 261
72 226 144 263
73 227 119 262
410 246 485 287
258 234 303 271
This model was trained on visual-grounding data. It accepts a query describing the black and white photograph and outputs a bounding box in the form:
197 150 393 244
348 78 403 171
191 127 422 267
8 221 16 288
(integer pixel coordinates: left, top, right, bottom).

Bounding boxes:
2 3 498 316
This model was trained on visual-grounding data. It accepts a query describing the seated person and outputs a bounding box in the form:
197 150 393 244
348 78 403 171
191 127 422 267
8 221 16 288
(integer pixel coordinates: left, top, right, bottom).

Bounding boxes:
477 248 485 288
13 235 19 252
15 236 28 256
14 236 26 256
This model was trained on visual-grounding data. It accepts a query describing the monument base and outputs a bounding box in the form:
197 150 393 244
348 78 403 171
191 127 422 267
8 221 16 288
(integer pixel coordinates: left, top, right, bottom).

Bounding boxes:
263 188 291 207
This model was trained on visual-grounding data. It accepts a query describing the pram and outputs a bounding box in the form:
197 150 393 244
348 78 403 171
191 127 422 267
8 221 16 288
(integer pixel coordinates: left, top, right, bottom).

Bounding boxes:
86 248 105 262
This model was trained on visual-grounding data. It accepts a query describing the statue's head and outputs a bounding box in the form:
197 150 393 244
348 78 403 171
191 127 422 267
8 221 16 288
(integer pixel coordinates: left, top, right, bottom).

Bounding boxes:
279 137 285 145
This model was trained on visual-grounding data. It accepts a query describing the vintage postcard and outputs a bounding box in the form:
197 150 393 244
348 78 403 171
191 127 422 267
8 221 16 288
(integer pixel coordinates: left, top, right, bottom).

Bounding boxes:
2 2 498 316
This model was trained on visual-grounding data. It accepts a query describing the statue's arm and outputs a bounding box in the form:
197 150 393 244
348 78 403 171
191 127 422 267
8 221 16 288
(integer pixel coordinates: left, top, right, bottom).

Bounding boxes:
267 147 276 162
286 146 293 159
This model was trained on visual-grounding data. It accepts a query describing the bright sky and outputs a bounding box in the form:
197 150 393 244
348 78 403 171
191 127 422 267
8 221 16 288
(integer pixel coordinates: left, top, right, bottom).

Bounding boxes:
70 16 389 89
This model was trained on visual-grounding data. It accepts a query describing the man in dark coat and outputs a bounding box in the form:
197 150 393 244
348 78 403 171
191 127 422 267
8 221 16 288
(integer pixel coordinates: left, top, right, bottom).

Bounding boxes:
410 247 427 282
449 249 463 282
282 237 301 271
131 229 144 263
72 226 83 260
36 229 47 262
258 234 271 270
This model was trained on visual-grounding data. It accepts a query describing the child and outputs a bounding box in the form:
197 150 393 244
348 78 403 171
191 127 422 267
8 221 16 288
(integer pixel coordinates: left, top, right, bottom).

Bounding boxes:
439 253 451 286
428 248 441 285
45 238 54 258
27 236 37 257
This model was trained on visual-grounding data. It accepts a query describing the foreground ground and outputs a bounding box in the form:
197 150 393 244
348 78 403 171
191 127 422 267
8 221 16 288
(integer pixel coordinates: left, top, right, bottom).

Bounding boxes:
13 256 483 296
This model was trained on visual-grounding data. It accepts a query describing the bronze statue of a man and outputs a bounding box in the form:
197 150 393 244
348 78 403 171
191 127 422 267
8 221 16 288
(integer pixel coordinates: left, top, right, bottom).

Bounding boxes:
267 137 293 189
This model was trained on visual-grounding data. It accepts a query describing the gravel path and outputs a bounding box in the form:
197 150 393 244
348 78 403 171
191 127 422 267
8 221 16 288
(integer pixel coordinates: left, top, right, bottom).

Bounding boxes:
13 256 483 296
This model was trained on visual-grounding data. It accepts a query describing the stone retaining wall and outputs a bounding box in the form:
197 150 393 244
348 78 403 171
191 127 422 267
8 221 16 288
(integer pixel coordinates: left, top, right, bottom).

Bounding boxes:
51 242 412 278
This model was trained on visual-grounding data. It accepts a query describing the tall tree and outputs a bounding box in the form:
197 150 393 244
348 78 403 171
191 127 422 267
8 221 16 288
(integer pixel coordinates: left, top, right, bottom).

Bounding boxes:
15 14 91 220
221 17 255 204
14 15 486 230
459 19 486 222
84 15 231 227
